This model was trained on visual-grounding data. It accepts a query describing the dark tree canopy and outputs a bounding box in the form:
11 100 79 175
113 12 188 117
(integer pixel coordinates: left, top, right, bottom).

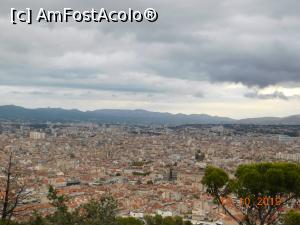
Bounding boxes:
116 217 144 225
282 210 300 225
202 162 300 225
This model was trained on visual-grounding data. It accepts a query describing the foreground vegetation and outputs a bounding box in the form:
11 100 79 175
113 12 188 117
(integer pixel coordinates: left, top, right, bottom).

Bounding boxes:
202 162 300 225
1 162 300 225
0 186 192 225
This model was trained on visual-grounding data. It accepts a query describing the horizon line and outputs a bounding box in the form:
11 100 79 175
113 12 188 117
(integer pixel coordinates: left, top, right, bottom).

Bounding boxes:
0 104 299 121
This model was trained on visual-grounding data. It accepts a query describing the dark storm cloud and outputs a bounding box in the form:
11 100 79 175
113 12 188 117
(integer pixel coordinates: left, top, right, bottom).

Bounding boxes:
0 0 300 92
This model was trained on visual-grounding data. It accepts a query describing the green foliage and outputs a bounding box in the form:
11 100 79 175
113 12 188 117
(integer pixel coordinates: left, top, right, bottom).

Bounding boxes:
184 221 192 225
80 195 118 225
6 213 191 225
28 212 46 225
131 161 145 167
116 217 144 225
234 162 300 198
47 186 68 214
0 221 21 225
202 162 300 199
1 186 191 225
46 185 74 225
131 161 152 167
201 166 229 194
144 215 162 225
144 215 191 225
132 171 151 176
283 210 300 225
147 180 153 185
26 190 118 225
202 162 300 225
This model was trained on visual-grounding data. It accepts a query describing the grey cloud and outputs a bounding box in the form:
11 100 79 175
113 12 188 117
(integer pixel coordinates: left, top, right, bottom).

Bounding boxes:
244 91 300 100
0 0 300 94
193 92 204 98
11 91 53 96
0 74 167 94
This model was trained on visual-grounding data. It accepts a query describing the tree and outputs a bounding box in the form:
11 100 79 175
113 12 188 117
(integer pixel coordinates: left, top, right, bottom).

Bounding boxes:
144 215 162 225
30 188 118 225
46 185 74 225
28 212 46 225
0 153 30 223
202 162 300 225
116 217 144 225
81 194 118 225
163 216 176 225
144 215 191 225
282 210 300 225
47 186 68 214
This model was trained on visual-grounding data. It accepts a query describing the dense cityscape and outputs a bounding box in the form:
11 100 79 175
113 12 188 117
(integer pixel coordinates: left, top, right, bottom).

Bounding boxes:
1 122 299 224
2 0 300 224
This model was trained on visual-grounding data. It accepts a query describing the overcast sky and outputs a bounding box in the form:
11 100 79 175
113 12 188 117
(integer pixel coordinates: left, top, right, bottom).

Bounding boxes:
0 0 300 119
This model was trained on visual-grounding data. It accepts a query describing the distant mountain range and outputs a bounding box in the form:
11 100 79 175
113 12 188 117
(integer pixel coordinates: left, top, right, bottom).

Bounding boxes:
0 105 299 125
